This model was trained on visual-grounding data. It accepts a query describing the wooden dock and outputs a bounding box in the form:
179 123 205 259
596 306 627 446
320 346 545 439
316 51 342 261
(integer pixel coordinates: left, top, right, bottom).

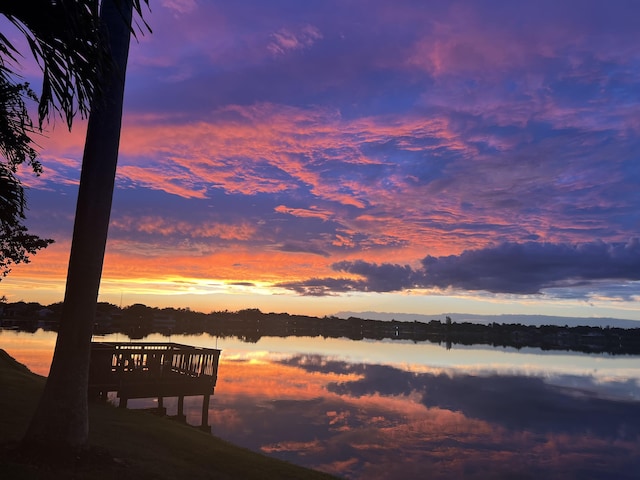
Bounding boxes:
89 342 221 428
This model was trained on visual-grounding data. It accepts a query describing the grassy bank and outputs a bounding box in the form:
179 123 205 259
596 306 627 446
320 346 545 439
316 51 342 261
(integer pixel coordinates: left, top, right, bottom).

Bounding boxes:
0 349 338 479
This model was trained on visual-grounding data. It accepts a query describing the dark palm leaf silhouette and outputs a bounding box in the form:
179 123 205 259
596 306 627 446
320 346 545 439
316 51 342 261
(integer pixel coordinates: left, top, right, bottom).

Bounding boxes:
0 1 149 279
1 1 104 127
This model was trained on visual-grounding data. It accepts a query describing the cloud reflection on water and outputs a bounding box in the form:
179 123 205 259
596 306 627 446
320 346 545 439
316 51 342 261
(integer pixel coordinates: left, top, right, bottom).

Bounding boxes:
206 353 640 479
2 330 638 479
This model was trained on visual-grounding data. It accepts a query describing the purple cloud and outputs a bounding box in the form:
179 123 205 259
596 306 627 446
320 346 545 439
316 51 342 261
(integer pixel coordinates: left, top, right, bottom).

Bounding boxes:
279 240 640 296
418 240 640 294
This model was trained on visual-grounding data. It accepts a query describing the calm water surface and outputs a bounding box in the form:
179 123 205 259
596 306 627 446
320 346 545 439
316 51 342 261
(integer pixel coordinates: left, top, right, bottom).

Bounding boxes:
2 328 639 479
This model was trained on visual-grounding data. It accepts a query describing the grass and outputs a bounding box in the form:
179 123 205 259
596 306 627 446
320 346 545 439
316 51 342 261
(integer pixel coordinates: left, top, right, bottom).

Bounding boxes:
0 349 338 479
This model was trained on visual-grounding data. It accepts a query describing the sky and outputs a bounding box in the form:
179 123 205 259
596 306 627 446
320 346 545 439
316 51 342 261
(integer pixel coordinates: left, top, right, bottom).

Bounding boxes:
3 0 640 321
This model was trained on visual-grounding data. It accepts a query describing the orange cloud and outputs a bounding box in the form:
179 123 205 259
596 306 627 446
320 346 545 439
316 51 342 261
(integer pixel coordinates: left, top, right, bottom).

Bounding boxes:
112 215 257 241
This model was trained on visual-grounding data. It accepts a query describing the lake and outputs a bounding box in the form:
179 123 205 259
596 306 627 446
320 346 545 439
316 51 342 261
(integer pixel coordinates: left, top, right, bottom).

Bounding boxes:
2 328 640 479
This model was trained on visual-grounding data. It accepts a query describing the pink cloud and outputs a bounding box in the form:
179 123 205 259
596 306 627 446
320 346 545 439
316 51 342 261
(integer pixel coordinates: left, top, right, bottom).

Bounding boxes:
160 0 197 15
117 165 208 199
275 205 333 221
112 215 257 241
113 104 470 211
23 101 588 263
268 25 323 56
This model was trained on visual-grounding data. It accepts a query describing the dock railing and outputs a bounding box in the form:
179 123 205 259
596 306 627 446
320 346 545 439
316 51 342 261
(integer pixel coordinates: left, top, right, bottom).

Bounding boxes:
89 342 221 428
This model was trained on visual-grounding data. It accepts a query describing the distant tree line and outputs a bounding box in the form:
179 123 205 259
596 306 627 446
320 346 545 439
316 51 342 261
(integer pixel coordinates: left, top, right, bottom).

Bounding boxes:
2 300 640 356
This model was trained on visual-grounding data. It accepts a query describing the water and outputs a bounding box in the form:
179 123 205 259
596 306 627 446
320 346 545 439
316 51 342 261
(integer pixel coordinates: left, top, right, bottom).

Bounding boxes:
2 328 639 479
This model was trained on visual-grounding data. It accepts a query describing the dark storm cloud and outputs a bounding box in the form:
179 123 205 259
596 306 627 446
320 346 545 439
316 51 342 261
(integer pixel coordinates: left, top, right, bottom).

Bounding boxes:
277 277 364 297
280 240 640 295
417 240 640 294
332 260 419 292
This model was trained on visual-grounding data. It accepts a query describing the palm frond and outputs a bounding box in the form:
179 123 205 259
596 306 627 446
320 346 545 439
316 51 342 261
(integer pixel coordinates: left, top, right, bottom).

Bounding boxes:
0 0 151 129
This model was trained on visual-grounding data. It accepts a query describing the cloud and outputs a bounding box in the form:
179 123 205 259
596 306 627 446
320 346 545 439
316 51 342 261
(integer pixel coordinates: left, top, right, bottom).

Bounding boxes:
332 260 418 292
88 97 640 258
275 205 333 221
160 0 197 14
275 242 330 257
417 239 640 294
277 277 362 297
279 239 640 296
35 78 640 263
267 25 323 56
111 215 257 241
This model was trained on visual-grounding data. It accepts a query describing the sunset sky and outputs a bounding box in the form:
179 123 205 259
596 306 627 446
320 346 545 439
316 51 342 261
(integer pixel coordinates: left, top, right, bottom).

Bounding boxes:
4 0 640 321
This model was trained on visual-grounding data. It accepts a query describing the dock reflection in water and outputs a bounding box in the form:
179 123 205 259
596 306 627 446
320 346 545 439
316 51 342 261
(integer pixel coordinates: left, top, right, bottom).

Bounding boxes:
2 330 639 479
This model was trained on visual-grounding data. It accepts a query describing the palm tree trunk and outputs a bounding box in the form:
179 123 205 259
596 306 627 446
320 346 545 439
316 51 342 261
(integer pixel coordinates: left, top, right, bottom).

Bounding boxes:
22 0 133 452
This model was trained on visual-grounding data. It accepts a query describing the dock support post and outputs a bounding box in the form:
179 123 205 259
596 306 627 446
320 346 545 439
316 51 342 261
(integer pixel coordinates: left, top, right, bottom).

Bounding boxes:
200 393 210 431
119 397 128 408
177 395 186 422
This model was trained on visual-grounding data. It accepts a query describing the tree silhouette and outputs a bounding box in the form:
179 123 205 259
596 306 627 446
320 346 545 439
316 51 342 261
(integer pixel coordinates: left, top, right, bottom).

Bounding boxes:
1 1 150 280
0 78 53 277
19 0 148 453
0 0 104 278
0 161 53 278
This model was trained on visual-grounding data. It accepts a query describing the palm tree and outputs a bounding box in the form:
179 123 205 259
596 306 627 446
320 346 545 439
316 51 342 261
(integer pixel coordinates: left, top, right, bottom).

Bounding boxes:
1 0 149 453
21 0 138 453
1 1 104 128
